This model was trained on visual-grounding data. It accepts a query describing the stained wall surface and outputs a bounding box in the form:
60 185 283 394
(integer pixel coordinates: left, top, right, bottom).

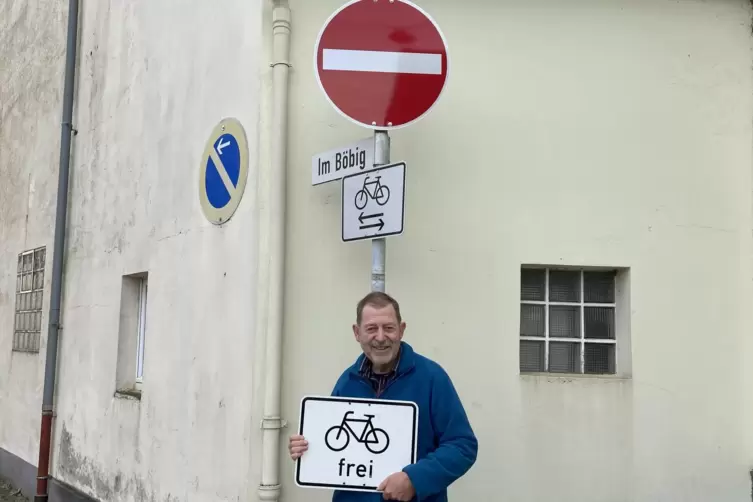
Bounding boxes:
1 0 267 500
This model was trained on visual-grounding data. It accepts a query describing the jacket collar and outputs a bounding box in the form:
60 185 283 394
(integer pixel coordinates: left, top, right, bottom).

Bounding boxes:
348 341 416 378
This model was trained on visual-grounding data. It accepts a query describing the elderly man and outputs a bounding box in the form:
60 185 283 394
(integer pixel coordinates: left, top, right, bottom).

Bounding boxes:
289 291 478 501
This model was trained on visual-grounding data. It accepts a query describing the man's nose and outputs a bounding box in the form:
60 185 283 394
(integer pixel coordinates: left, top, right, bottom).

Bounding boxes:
374 328 386 341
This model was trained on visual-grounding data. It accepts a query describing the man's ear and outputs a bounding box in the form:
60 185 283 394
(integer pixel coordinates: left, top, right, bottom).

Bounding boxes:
399 321 406 340
352 324 360 340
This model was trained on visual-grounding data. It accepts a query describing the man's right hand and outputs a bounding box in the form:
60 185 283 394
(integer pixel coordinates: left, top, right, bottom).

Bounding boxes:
289 434 308 460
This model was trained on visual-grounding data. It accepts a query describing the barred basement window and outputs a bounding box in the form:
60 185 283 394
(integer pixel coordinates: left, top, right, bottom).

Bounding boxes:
519 267 619 375
13 247 46 353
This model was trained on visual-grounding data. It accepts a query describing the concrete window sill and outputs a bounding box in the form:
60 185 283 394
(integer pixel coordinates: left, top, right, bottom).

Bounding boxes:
520 372 631 381
114 388 142 401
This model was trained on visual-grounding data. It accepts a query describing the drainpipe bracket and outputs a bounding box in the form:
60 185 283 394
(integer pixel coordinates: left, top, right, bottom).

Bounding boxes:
261 417 287 430
62 121 78 136
258 484 281 501
270 61 292 68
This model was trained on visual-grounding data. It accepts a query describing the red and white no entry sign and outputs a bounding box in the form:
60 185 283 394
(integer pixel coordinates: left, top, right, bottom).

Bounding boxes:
314 0 450 130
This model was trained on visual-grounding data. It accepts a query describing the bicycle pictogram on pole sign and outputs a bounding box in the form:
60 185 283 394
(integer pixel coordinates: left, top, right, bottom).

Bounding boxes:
354 175 390 210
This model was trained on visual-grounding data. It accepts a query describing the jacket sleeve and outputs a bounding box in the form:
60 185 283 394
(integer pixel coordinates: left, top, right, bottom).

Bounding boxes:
402 366 478 499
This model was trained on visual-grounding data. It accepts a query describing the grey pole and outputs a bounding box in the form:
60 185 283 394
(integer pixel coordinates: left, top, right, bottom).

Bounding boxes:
371 130 389 292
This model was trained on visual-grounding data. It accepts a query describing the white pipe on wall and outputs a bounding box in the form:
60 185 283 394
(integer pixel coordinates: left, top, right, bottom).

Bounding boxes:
258 2 291 502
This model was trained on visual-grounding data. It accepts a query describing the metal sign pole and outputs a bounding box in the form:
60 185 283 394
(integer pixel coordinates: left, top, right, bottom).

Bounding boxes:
371 130 389 292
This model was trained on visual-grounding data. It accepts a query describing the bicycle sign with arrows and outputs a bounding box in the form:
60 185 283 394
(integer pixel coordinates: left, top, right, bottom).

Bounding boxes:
295 395 419 493
341 162 406 243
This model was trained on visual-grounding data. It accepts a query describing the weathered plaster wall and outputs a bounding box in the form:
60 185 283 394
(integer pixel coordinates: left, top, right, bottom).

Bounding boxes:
0 0 67 467
21 1 265 501
1 0 273 499
280 0 753 501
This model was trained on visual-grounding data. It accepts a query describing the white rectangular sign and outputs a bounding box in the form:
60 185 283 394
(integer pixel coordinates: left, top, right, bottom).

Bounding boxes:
341 162 406 243
295 396 418 493
312 137 375 186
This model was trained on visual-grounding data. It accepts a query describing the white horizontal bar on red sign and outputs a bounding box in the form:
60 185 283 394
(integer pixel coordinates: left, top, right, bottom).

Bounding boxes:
322 49 442 75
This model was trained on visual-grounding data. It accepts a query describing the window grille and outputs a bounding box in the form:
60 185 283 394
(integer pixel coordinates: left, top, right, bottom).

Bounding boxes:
13 247 46 353
520 267 617 374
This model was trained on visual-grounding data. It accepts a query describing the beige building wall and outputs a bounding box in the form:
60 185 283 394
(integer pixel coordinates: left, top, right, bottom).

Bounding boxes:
281 1 753 501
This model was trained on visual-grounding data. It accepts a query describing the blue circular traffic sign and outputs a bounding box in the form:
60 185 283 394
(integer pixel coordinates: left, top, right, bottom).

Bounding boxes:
199 118 249 225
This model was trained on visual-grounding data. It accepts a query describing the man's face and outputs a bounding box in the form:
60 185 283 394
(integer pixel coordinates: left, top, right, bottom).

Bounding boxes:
353 303 406 372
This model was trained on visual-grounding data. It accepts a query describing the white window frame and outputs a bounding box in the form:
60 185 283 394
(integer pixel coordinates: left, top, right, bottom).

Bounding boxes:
135 278 148 388
520 267 618 374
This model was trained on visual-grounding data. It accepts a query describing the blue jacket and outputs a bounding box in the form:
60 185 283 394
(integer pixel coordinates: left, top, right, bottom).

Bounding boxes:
330 342 478 502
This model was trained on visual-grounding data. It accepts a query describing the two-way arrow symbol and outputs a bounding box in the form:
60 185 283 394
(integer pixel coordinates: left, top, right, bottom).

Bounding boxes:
359 212 384 231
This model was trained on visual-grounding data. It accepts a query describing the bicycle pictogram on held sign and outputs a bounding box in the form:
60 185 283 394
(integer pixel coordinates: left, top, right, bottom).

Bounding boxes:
324 411 390 455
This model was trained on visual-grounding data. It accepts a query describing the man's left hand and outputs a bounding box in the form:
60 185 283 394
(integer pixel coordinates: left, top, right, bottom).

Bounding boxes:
377 472 416 501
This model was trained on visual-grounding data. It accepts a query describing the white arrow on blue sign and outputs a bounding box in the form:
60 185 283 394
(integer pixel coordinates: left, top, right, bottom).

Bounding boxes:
199 118 249 225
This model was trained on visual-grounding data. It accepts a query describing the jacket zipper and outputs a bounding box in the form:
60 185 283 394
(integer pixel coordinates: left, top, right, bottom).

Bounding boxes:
381 367 414 398
355 375 377 397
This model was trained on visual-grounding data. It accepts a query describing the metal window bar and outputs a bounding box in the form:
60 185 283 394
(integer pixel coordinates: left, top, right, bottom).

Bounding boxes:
521 300 616 308
544 269 549 372
580 271 585 373
521 336 616 344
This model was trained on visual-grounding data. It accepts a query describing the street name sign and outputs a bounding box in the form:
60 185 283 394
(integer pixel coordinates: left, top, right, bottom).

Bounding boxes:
341 162 405 242
314 0 450 130
295 396 418 493
312 137 376 186
199 118 249 225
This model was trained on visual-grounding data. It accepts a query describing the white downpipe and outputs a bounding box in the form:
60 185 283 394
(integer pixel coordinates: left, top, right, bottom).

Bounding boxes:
258 2 291 502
